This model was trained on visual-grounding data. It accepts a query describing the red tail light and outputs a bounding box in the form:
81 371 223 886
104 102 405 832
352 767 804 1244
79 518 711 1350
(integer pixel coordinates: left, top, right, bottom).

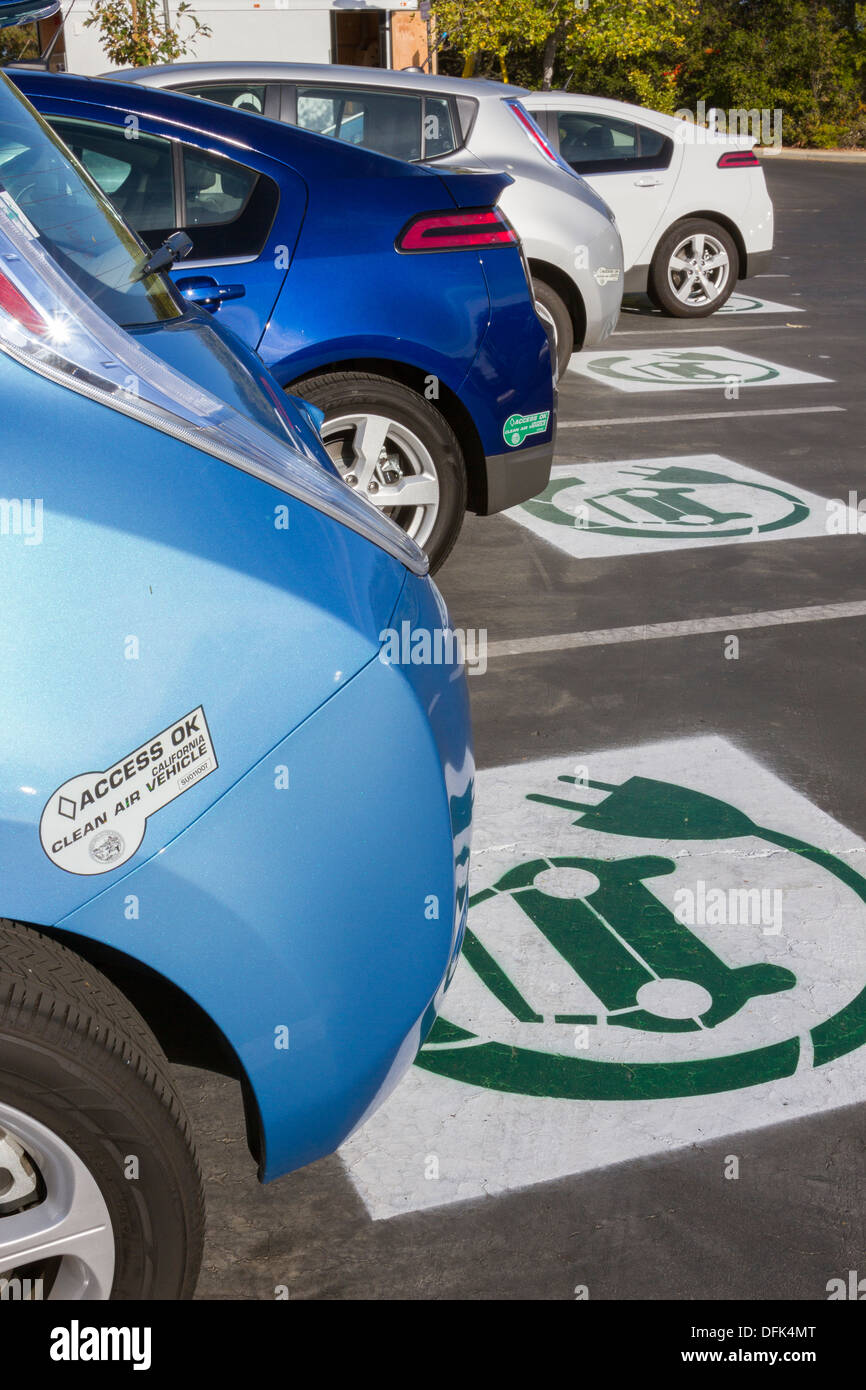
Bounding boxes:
717 149 760 168
397 208 518 253
0 268 46 337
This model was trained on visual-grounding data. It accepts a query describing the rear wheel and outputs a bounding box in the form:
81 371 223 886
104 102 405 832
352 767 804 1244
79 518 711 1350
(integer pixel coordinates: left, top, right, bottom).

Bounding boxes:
532 278 574 379
0 922 204 1300
294 371 467 572
649 219 738 316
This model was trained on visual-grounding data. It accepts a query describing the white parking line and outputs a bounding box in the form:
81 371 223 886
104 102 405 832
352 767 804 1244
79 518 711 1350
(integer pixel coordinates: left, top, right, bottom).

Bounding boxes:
556 405 844 430
612 324 804 336
487 601 866 660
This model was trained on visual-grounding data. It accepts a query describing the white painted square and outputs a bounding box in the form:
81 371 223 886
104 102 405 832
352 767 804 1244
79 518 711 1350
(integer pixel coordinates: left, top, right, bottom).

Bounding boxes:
502 454 855 559
340 738 866 1219
718 292 803 315
567 345 830 392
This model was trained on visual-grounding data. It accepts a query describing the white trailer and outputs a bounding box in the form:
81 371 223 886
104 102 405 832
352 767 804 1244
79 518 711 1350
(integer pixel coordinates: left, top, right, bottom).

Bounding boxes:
55 0 428 77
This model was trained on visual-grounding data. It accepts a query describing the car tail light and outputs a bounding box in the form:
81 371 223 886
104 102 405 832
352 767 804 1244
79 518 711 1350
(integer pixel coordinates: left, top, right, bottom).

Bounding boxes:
505 99 561 165
717 149 760 168
397 207 517 252
0 268 46 338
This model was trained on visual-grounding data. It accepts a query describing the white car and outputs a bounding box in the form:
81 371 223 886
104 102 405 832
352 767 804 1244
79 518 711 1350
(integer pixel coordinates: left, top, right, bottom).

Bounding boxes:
523 92 774 316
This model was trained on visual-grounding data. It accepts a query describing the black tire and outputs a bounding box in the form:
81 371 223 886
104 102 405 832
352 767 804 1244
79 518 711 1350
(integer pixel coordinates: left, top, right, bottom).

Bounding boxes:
532 278 574 378
294 371 467 572
0 921 204 1300
648 218 739 317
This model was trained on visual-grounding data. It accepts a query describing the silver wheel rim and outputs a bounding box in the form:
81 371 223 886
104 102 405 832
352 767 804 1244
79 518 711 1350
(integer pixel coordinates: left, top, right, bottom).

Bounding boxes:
0 1100 115 1300
535 299 560 384
667 231 730 307
320 412 441 551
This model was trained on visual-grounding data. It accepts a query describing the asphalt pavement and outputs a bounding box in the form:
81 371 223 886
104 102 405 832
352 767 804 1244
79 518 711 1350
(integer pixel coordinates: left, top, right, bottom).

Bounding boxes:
178 158 866 1301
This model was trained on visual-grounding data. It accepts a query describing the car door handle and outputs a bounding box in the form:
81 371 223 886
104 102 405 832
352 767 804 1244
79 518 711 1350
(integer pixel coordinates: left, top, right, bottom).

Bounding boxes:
175 276 246 309
633 176 663 188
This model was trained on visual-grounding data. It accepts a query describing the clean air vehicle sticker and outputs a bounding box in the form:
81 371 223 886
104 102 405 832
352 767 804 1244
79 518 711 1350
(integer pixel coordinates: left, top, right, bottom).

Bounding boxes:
339 738 866 1219
718 292 803 315
503 410 550 447
40 706 218 875
567 346 830 392
505 455 856 558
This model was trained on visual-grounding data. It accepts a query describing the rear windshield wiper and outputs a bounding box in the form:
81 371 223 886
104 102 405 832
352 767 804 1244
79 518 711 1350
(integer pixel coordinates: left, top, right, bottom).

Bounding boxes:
133 230 193 282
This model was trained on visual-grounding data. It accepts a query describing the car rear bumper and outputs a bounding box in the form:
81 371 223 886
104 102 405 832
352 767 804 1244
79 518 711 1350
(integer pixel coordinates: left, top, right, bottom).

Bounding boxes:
741 248 773 278
481 439 555 515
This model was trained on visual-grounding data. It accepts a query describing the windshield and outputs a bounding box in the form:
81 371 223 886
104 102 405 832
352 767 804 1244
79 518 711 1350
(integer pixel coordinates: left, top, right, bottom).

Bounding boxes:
0 72 181 327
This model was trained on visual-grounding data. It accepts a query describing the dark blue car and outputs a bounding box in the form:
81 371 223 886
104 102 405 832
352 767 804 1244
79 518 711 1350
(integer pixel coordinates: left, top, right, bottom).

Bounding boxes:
12 70 555 568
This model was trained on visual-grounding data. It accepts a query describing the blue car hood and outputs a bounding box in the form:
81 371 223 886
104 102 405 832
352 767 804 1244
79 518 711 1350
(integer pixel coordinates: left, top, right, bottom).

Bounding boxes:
131 305 336 472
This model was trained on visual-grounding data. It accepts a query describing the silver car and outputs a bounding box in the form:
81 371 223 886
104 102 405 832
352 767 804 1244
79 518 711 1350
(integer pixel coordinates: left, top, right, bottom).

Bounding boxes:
104 62 624 375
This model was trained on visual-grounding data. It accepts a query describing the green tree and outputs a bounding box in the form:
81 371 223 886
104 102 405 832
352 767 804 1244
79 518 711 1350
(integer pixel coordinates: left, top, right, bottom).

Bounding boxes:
562 0 698 110
85 0 211 68
433 0 696 104
680 0 864 146
0 22 40 63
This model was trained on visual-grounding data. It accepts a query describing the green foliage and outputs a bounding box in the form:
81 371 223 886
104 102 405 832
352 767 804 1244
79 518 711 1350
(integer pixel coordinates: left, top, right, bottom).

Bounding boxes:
84 0 211 68
432 0 866 145
0 22 40 63
678 0 864 146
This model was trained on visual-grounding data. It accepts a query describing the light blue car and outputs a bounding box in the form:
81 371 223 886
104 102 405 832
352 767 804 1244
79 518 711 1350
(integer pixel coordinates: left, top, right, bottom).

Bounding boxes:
0 23 471 1301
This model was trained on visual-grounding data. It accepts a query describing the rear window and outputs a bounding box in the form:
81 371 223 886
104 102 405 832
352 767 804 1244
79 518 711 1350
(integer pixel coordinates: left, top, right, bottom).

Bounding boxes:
179 82 267 117
294 85 456 162
0 75 180 327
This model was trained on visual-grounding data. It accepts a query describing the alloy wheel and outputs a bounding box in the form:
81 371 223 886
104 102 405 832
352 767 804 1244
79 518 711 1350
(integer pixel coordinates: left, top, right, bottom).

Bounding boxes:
667 231 731 307
320 411 441 551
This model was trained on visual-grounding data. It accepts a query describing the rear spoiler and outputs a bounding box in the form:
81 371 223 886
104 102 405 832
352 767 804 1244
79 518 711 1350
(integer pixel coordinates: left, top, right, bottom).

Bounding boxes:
433 169 514 210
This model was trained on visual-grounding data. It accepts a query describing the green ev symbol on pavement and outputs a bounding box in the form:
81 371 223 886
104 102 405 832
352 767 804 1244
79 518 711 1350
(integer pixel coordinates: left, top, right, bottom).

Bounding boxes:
522 463 809 539
418 773 866 1100
719 293 765 314
589 349 781 386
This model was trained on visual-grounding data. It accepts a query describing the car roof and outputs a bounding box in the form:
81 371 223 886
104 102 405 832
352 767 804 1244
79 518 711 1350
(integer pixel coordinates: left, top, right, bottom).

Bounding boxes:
525 90 682 135
10 68 441 180
102 61 530 102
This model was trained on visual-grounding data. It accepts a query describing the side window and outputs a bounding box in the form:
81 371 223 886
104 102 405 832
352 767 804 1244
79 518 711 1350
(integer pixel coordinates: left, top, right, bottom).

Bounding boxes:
556 112 638 171
637 123 673 166
295 85 422 162
178 83 268 117
556 110 673 174
45 116 175 232
422 97 456 159
180 146 279 260
296 92 339 137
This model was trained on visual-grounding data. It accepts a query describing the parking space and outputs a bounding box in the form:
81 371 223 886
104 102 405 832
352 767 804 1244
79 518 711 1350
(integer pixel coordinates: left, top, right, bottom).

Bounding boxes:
178 157 866 1301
